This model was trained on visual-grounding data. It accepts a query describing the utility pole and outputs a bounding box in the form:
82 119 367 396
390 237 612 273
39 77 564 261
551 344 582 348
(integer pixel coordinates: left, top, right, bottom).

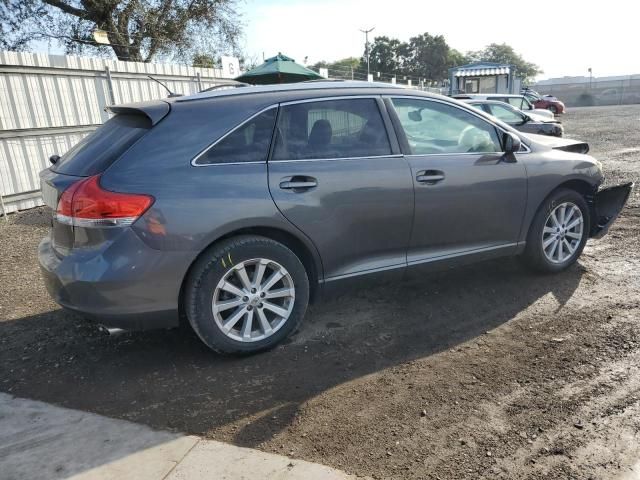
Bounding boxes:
360 27 375 77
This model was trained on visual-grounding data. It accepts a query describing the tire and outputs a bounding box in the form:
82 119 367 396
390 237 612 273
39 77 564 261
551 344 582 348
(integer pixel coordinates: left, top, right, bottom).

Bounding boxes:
185 235 309 354
522 188 590 273
548 105 558 115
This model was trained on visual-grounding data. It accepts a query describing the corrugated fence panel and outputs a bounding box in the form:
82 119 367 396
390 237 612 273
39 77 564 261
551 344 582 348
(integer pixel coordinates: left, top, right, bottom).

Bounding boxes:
0 131 92 213
0 50 227 216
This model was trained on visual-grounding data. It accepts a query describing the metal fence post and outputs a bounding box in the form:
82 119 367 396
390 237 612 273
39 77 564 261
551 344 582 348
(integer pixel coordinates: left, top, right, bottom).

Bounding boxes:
196 72 203 92
104 66 116 105
0 193 8 223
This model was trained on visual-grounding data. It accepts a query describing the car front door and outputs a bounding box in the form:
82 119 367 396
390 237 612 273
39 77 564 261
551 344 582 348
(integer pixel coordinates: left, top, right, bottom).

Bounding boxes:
268 97 414 280
386 96 527 265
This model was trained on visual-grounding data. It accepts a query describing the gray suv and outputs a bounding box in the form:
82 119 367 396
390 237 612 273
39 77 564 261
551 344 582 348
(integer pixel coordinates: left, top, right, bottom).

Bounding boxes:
39 82 632 354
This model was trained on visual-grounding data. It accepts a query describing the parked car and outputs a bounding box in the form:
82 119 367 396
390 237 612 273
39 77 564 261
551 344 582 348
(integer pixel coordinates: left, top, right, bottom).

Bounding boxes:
522 89 566 114
453 93 555 119
39 82 632 354
466 99 564 137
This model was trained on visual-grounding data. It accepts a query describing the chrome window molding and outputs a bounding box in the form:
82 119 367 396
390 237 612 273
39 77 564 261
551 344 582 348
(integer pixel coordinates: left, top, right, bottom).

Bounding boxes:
191 93 530 167
191 105 278 167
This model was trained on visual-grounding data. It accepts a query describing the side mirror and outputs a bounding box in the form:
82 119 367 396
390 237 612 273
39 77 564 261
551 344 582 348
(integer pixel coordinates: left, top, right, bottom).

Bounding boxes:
503 132 521 154
49 154 60 165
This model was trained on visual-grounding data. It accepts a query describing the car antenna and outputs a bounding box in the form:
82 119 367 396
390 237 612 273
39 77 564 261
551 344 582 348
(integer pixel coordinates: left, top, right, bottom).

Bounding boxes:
147 75 182 98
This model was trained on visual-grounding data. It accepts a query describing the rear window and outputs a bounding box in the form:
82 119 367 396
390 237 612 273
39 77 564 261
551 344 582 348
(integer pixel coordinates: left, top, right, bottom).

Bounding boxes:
51 114 151 176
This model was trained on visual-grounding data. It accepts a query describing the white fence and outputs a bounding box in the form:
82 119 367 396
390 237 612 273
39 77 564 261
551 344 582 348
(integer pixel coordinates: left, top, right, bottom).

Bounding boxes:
0 51 229 215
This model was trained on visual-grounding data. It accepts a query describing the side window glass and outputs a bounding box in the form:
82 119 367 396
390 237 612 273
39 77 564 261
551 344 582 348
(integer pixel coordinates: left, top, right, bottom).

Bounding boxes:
196 108 277 165
391 98 502 155
507 98 521 108
272 98 392 160
488 104 523 124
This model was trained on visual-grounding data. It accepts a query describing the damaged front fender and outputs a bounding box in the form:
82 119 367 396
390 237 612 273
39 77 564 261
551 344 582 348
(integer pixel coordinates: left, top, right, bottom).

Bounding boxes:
590 182 634 238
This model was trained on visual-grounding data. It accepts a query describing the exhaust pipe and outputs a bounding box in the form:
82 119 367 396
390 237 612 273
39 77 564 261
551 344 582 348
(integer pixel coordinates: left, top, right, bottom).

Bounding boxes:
99 325 127 336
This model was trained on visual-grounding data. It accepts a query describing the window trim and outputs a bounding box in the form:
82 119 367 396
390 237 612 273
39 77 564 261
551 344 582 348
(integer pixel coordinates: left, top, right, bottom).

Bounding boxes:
191 105 278 167
385 95 531 156
270 95 397 163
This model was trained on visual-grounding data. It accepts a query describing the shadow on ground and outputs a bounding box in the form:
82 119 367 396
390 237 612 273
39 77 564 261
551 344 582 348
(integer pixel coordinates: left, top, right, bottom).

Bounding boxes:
0 258 584 448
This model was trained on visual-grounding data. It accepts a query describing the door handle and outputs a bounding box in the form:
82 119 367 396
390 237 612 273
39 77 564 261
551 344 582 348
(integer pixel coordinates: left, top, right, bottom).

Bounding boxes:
416 170 445 184
279 176 318 190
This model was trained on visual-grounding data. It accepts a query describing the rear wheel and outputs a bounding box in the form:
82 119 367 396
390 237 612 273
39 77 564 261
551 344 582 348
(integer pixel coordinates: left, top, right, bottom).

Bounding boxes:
522 189 590 273
185 235 309 354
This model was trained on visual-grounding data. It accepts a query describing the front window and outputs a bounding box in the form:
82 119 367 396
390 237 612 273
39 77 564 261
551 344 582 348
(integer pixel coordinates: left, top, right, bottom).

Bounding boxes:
272 98 392 160
391 98 502 155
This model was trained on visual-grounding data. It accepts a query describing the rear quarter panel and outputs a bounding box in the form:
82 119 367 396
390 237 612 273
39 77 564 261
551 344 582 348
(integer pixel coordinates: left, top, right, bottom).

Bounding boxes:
99 95 323 286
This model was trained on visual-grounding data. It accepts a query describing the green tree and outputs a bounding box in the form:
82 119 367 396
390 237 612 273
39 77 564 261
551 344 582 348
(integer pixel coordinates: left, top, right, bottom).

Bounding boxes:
367 36 405 75
406 33 451 81
312 57 362 78
192 54 216 68
467 43 542 81
448 48 469 68
0 0 242 63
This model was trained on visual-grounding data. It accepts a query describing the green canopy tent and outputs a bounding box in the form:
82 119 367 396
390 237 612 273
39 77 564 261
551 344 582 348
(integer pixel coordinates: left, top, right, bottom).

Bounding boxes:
234 53 324 85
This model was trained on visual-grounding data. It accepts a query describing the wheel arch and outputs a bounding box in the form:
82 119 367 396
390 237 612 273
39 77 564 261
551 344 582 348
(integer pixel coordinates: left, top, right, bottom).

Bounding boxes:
523 178 598 242
178 226 323 324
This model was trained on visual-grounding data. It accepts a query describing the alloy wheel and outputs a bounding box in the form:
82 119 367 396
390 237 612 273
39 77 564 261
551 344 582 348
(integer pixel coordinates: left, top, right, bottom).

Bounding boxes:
542 202 584 264
212 258 295 342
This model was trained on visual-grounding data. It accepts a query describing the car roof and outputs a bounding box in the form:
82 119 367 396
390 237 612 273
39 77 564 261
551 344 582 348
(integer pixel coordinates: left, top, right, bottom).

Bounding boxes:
175 80 406 103
465 99 517 107
455 93 524 99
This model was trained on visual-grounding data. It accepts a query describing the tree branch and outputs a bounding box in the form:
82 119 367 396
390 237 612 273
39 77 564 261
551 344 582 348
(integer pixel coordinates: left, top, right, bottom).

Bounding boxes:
42 0 87 18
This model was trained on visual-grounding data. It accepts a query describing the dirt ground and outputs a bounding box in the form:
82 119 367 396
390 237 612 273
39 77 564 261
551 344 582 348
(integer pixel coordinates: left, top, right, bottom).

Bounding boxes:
1 105 639 479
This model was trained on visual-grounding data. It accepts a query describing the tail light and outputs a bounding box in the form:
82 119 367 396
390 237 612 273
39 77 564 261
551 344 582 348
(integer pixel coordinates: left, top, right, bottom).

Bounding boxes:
56 175 154 228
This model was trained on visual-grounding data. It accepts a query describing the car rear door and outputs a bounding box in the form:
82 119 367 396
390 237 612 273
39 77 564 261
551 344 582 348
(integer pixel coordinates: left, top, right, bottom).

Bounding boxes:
385 96 527 265
268 97 414 280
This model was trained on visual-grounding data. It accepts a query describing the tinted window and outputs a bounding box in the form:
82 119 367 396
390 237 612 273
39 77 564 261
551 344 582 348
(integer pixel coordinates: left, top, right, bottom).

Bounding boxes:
52 114 150 176
488 104 524 124
197 108 277 165
391 98 502 155
272 98 391 160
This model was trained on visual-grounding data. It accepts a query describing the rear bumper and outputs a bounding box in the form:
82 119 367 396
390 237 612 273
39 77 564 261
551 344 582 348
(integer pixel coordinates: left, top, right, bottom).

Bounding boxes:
38 229 192 330
590 182 634 238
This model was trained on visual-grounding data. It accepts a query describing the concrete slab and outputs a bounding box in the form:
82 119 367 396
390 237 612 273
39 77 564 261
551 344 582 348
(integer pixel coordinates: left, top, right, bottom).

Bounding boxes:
0 393 354 480
166 440 353 480
0 392 197 480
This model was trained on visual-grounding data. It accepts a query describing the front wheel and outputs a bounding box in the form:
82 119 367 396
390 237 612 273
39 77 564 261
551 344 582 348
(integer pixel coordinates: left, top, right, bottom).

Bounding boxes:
522 189 590 273
548 105 558 115
185 235 309 354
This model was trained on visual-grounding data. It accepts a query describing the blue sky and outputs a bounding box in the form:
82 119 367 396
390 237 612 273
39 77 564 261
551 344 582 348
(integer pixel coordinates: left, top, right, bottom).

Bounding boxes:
239 0 640 80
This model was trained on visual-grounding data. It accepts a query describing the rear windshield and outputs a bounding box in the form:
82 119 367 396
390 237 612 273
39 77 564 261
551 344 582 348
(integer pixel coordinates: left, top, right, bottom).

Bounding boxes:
51 114 151 176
